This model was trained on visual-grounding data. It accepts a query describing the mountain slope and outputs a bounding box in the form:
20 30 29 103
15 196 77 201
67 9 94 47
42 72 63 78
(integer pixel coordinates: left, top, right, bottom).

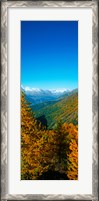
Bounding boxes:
21 86 71 105
33 92 78 129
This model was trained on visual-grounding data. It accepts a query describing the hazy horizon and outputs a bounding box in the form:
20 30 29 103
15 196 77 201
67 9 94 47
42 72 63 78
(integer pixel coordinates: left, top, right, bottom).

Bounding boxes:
21 85 78 91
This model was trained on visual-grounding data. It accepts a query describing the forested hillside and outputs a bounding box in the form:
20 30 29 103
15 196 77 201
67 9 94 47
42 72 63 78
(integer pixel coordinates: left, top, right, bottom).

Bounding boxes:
33 92 78 129
21 92 78 180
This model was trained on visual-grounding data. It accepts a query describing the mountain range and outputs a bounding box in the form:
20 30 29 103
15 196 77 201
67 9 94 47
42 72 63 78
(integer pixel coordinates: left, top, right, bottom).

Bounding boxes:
22 86 78 129
21 86 73 105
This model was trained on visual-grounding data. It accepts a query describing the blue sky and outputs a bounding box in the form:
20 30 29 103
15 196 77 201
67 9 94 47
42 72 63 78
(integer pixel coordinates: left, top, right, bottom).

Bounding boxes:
21 21 78 90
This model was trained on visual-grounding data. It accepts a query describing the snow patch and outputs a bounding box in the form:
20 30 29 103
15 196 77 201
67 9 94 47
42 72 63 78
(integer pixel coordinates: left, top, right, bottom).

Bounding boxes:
21 86 71 94
49 88 70 93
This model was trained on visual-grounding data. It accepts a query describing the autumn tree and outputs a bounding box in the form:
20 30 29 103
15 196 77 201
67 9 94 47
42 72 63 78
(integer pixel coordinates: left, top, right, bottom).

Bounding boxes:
21 92 42 179
52 121 67 173
62 123 78 180
21 92 78 180
52 122 78 179
21 92 57 179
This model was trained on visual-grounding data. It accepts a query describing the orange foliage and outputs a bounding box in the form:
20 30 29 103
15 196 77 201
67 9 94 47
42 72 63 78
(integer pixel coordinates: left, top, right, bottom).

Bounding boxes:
62 123 78 179
21 92 78 180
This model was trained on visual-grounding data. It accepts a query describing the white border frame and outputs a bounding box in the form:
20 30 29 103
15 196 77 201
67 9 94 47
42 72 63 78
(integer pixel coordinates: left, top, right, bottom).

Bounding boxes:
8 7 92 195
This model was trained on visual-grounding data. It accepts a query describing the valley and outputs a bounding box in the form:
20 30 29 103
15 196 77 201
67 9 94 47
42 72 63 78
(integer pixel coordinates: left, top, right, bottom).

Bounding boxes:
22 87 78 129
34 92 78 129
21 88 78 180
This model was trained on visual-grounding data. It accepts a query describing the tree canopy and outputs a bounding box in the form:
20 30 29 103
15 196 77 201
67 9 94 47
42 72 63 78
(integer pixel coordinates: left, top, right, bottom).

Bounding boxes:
21 92 78 180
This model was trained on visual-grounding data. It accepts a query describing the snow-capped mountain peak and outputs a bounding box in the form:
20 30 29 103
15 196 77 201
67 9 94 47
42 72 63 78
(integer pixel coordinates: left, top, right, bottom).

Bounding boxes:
21 86 76 105
49 88 70 94
21 86 70 94
21 86 42 92
31 88 42 92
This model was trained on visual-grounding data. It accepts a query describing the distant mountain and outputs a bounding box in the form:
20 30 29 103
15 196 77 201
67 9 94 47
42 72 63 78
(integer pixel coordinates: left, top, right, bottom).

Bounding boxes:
32 91 78 129
21 86 78 129
21 86 71 105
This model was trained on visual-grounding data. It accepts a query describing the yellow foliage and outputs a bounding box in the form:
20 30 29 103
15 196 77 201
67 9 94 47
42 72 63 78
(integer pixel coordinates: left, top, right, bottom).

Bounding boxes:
21 92 78 180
